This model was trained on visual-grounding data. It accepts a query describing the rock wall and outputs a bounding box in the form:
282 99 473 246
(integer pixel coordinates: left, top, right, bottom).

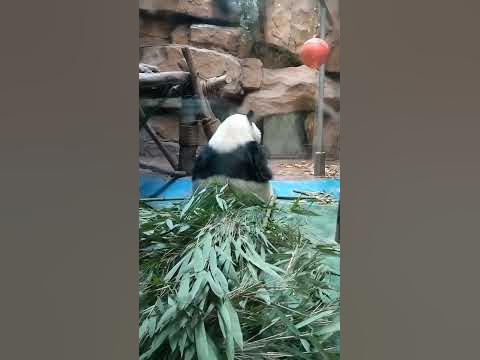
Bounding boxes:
139 0 340 159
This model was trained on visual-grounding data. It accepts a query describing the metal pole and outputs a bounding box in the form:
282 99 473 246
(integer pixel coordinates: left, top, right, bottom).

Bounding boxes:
313 4 327 176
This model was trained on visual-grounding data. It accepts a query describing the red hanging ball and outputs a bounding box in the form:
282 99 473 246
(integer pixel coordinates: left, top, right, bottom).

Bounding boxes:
300 38 330 69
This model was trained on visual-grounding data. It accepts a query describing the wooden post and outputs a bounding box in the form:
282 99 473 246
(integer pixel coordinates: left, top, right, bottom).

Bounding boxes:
181 47 224 140
314 151 326 176
178 96 199 175
181 47 220 125
313 4 327 176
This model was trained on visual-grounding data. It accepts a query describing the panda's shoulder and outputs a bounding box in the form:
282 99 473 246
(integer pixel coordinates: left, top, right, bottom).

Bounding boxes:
244 141 268 157
197 145 218 159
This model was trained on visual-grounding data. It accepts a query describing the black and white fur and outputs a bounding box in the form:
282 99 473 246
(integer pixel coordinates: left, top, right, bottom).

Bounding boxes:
192 112 274 202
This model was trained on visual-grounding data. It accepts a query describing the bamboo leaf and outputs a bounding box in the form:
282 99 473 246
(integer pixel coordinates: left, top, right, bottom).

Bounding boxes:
209 247 218 272
177 276 190 310
184 345 195 360
216 194 226 210
168 329 180 352
246 263 258 281
224 300 243 349
206 272 224 298
175 250 193 282
212 267 229 293
180 196 196 219
243 248 283 281
178 224 190 233
260 245 266 260
164 257 187 282
143 322 175 360
186 271 207 306
206 332 222 360
165 219 174 230
218 302 234 360
202 233 213 258
300 339 311 353
273 308 302 338
255 288 271 305
194 320 210 360
295 309 336 330
217 310 226 339
147 316 157 338
139 318 149 341
156 304 177 331
315 316 340 337
193 247 205 273
179 331 188 356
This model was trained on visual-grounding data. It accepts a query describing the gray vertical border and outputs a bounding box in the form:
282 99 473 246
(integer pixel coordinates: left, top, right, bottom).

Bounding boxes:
0 2 139 359
342 0 480 359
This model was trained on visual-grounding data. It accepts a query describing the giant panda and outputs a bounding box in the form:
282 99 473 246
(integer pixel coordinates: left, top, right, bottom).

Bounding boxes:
191 111 274 203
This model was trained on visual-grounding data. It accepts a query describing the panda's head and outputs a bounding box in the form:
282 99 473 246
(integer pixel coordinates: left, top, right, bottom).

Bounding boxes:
208 111 261 154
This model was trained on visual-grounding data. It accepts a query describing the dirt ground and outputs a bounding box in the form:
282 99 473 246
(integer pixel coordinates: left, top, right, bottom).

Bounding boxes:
270 159 340 180
140 156 340 181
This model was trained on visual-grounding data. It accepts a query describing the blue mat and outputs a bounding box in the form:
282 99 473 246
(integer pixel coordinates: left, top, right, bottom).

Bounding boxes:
140 175 340 200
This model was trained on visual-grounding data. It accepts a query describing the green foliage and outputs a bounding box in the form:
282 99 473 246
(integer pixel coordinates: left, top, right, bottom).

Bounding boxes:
139 184 340 359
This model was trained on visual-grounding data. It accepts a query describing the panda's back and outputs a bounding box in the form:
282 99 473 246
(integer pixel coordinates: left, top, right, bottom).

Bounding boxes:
192 142 272 184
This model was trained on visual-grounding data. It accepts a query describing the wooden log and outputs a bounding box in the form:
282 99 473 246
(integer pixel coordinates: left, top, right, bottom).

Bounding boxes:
139 63 159 73
314 151 326 177
204 74 232 93
177 60 189 72
180 47 220 128
178 97 199 175
178 145 197 175
144 123 178 170
139 71 190 88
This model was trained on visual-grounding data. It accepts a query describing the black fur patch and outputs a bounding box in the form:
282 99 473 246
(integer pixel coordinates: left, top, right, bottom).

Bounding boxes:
192 141 273 183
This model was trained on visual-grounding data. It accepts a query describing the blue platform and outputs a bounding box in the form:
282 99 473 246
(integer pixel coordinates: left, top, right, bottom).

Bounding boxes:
139 175 340 246
140 175 340 200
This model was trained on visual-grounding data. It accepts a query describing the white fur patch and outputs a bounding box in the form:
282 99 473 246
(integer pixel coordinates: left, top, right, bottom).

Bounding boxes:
251 122 262 143
209 113 262 153
193 176 274 203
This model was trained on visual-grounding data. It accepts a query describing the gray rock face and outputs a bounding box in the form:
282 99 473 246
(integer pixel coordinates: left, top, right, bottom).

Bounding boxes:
264 0 320 54
139 0 241 23
171 25 190 45
140 45 264 97
140 45 243 97
262 0 340 72
239 58 263 90
263 112 309 157
325 0 340 73
304 112 340 158
190 24 253 58
140 16 174 46
240 65 339 118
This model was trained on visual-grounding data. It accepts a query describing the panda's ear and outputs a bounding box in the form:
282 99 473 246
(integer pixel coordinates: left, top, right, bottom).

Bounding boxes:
246 142 273 182
246 110 255 123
